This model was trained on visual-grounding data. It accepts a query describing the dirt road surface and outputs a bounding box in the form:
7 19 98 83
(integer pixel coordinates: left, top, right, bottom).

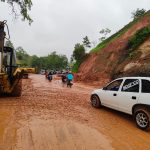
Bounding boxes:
0 74 150 150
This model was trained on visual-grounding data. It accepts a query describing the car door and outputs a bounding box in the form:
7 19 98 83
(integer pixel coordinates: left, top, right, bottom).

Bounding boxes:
139 79 150 104
117 79 140 114
100 79 123 109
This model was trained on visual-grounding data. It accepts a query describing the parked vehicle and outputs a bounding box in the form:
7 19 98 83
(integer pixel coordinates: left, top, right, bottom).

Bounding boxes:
91 77 150 130
19 67 36 78
0 21 24 96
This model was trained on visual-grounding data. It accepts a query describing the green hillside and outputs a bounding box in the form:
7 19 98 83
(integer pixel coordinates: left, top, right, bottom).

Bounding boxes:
90 10 150 53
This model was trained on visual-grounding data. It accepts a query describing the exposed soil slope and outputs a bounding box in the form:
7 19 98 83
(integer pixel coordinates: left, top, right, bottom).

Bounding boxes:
77 12 150 85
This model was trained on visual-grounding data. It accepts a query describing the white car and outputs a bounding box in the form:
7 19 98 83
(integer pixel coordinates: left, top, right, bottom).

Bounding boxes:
91 77 150 130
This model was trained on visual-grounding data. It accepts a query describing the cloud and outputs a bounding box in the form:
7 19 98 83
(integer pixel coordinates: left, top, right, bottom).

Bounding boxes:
0 0 149 58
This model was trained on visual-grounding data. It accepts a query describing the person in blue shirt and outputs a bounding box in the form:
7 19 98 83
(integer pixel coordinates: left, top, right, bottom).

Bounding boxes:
67 71 74 88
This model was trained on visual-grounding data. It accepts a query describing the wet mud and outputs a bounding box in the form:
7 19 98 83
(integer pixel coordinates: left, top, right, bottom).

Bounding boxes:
0 74 149 150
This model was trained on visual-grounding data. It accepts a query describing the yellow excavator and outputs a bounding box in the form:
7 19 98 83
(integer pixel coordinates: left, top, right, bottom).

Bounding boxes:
20 67 36 78
0 21 24 96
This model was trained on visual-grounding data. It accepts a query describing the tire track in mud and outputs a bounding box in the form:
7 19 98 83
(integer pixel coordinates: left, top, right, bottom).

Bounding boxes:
0 74 150 150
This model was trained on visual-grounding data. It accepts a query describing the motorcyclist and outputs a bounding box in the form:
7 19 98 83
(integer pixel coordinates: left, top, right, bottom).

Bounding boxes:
67 71 74 88
61 73 67 86
48 71 53 81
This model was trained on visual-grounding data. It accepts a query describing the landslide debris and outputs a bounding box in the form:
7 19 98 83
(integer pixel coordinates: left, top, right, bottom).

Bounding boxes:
76 11 150 85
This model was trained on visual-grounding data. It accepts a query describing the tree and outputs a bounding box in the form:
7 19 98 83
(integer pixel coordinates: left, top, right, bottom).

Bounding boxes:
30 52 68 71
5 40 14 49
47 51 68 70
73 43 85 62
1 0 33 24
31 55 42 67
15 46 30 66
99 28 111 42
131 8 146 20
83 36 91 49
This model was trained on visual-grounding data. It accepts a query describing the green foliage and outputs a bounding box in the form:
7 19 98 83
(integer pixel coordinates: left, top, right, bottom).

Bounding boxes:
90 14 143 53
5 40 14 49
1 0 33 24
83 36 91 48
46 51 68 70
73 43 85 61
128 26 150 51
16 46 30 66
30 55 40 67
30 51 68 71
5 40 68 71
131 8 146 20
90 10 150 53
72 43 86 72
72 61 81 73
71 43 87 73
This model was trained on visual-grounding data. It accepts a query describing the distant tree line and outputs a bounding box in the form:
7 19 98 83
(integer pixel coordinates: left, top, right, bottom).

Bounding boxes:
5 40 68 73
31 52 68 72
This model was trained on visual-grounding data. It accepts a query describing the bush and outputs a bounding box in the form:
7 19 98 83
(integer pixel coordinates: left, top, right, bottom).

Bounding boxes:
72 54 88 73
128 27 150 51
72 61 81 73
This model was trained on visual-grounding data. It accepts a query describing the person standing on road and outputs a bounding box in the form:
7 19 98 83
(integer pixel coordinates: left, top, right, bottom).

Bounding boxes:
67 71 74 88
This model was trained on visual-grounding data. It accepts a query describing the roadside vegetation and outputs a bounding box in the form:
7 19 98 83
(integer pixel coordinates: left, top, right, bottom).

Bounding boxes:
127 26 150 51
71 43 86 73
5 40 68 73
71 36 91 73
90 8 148 53
71 9 148 72
31 52 68 72
125 26 150 59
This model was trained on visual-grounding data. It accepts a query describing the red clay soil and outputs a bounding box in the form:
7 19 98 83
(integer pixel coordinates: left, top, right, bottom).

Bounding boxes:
77 13 150 85
0 74 150 150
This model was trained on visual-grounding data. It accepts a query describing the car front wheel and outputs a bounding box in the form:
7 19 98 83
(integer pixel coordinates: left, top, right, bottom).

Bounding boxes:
134 108 150 130
91 94 101 108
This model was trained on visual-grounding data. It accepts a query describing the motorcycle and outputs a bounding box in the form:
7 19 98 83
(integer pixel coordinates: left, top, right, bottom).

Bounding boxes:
67 80 73 88
48 74 52 82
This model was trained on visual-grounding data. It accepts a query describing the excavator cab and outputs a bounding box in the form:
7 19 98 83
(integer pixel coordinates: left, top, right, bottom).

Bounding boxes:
0 21 24 96
1 47 18 81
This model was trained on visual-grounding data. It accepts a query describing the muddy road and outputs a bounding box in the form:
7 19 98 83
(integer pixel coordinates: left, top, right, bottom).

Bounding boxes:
0 74 150 150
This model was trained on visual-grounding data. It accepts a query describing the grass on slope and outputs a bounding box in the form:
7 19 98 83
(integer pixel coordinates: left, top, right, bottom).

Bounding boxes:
90 11 150 53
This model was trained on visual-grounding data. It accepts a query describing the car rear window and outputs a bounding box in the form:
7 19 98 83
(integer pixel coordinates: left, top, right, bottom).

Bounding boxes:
142 79 150 93
121 79 139 92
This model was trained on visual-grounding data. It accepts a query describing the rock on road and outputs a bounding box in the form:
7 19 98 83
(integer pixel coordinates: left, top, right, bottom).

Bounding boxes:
0 74 149 150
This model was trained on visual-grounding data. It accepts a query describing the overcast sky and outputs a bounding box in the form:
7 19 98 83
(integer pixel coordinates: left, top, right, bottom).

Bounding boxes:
0 0 149 59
